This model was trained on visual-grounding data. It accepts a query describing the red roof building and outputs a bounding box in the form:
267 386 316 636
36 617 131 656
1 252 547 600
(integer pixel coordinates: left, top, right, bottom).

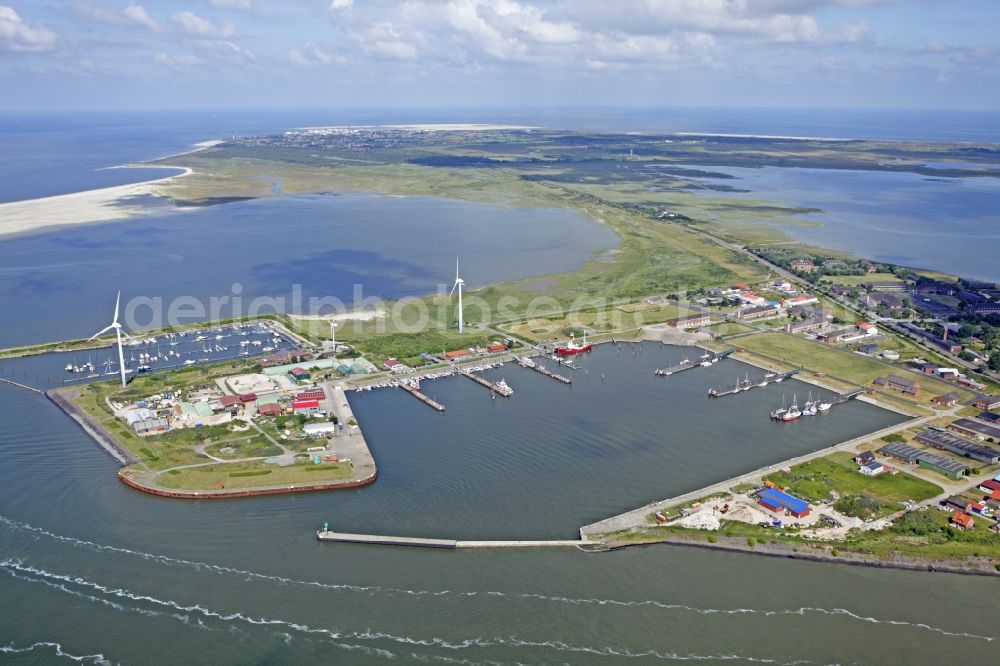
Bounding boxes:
220 395 240 408
979 479 1000 493
238 392 257 403
445 349 470 360
292 399 320 413
297 389 326 401
951 511 974 530
488 342 506 352
258 403 282 417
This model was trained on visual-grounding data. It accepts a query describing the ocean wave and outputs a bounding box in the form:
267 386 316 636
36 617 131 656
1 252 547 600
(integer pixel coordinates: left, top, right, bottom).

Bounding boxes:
2 515 996 644
0 641 117 665
0 560 884 665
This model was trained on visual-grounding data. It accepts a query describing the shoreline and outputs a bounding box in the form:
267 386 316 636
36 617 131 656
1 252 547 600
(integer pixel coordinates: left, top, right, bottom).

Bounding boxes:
0 165 193 239
602 533 1000 577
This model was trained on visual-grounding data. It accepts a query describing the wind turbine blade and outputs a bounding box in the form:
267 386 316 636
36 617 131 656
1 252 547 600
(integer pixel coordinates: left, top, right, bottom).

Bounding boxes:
455 257 459 281
88 324 115 341
449 282 457 296
120 329 135 341
113 290 121 323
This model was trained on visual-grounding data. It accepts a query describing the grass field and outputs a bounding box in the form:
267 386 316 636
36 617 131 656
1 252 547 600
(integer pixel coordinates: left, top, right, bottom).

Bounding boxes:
705 321 755 337
820 273 902 287
764 452 942 517
502 301 696 342
156 459 353 490
734 332 967 402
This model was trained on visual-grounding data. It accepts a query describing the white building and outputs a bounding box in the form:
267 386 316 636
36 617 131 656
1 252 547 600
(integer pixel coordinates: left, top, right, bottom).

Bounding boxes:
303 422 338 437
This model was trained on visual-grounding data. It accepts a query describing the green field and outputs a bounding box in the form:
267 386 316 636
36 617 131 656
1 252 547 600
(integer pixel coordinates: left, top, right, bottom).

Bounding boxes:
764 452 942 517
705 321 755 337
734 332 966 402
156 459 353 490
820 273 903 287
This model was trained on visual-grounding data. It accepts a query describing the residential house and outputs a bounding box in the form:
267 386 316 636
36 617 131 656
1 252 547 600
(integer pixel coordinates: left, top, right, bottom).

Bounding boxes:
789 259 815 272
666 313 711 328
950 511 975 530
873 375 921 397
931 392 960 407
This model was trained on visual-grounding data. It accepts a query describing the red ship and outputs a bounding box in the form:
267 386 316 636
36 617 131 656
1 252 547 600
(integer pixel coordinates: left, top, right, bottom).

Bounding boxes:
555 333 592 355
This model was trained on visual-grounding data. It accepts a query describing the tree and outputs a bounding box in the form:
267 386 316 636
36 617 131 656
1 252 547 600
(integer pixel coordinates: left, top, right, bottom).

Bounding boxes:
989 351 1000 372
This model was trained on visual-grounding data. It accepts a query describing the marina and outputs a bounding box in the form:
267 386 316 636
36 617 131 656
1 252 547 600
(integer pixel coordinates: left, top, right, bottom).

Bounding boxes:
518 356 572 384
459 369 514 396
707 368 799 397
399 377 446 412
770 388 866 421
655 348 734 376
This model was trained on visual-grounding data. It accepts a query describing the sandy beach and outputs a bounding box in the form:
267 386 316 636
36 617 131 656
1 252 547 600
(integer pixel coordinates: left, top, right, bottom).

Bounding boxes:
0 166 192 239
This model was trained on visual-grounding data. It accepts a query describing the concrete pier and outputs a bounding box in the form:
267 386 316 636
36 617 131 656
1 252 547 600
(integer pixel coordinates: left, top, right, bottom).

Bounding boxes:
399 381 446 411
0 377 42 393
316 530 589 549
459 369 512 396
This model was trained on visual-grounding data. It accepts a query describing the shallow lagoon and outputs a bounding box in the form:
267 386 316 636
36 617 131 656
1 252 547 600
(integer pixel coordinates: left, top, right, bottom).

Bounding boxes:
0 194 617 347
672 163 1000 281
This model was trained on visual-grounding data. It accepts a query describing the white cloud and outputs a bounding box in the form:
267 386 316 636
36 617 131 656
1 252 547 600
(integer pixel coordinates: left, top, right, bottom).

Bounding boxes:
153 51 202 68
171 11 238 39
71 1 158 31
289 44 342 67
355 21 420 61
0 5 57 52
329 0 353 10
122 3 158 31
207 0 253 10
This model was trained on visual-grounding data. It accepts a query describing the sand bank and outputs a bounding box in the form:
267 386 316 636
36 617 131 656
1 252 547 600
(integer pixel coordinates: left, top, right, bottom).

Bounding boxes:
0 166 191 238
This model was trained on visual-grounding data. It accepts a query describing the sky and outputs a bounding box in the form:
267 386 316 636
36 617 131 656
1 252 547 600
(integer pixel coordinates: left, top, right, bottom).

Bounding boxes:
1 0 998 111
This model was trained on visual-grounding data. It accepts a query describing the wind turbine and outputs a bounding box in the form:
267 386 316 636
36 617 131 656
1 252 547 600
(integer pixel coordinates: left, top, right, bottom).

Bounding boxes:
329 320 338 349
450 258 465 333
89 291 132 388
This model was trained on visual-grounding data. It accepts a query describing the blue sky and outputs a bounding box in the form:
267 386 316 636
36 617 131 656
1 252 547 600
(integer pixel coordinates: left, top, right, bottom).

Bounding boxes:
1 0 998 110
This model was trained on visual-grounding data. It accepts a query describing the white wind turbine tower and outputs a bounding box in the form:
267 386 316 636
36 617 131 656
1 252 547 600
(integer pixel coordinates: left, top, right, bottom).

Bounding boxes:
329 320 337 349
450 258 465 334
89 291 132 388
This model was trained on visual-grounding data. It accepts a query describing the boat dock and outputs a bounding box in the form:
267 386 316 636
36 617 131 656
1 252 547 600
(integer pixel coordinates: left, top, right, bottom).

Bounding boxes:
459 369 513 396
399 379 445 412
316 530 587 549
655 348 734 377
518 357 571 384
708 369 799 398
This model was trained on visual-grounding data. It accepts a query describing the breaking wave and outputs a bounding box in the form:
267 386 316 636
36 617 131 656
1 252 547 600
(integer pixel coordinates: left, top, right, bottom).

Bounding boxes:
2 515 996 645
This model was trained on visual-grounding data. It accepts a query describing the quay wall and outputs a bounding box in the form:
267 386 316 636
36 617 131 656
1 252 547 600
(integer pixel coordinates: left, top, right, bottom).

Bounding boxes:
604 532 1000 577
118 469 376 499
47 389 136 466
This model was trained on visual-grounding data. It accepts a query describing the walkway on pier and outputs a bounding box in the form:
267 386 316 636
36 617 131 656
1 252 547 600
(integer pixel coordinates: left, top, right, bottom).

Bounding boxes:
0 377 42 393
317 530 587 549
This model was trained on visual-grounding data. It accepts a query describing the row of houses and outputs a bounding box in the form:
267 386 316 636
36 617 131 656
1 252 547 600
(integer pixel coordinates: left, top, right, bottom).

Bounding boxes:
948 418 1000 442
914 427 1000 465
878 441 969 479
665 313 711 329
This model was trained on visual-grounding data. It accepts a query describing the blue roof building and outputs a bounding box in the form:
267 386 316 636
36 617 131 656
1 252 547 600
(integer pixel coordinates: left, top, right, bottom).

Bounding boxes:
757 488 811 517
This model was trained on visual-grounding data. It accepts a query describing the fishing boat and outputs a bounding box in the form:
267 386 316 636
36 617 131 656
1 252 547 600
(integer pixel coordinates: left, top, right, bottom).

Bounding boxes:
770 396 787 420
555 332 592 356
493 378 514 397
782 395 802 422
817 401 832 412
